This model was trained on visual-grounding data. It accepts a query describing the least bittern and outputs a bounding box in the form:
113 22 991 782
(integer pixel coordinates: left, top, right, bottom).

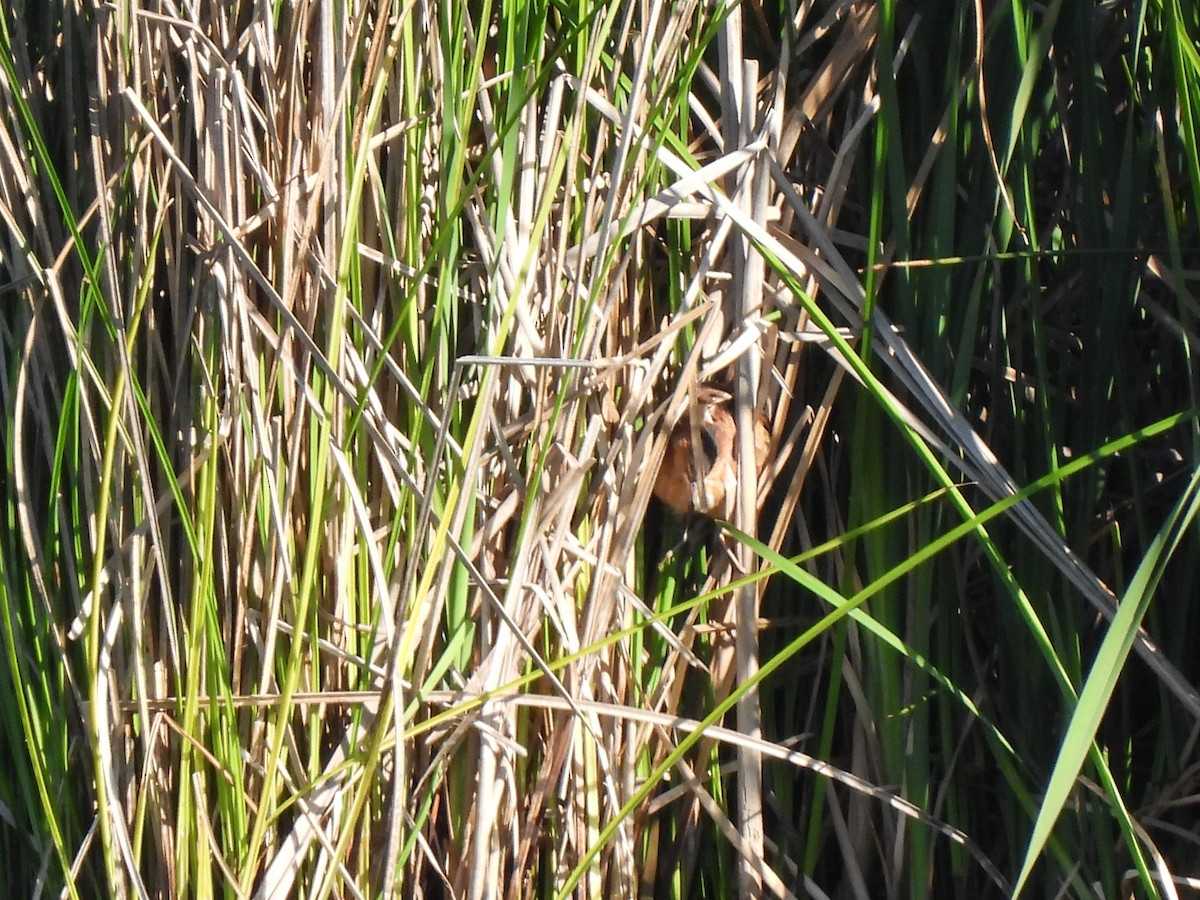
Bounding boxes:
652 385 770 519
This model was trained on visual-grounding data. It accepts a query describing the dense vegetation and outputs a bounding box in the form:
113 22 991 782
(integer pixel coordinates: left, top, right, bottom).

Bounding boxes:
2 1 1199 897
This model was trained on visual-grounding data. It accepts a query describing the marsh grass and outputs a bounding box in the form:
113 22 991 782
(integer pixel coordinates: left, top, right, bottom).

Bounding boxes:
2 1 1200 897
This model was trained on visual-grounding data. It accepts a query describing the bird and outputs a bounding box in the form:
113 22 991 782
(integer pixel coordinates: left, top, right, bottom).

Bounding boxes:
652 385 770 518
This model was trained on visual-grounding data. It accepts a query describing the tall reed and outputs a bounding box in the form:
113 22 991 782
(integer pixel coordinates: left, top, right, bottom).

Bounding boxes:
1 1 1198 897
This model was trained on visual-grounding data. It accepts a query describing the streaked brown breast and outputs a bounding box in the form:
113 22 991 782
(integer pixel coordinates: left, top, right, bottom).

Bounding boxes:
653 387 769 518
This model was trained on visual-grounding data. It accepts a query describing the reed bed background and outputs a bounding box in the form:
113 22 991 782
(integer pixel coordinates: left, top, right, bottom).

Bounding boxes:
2 0 1199 897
